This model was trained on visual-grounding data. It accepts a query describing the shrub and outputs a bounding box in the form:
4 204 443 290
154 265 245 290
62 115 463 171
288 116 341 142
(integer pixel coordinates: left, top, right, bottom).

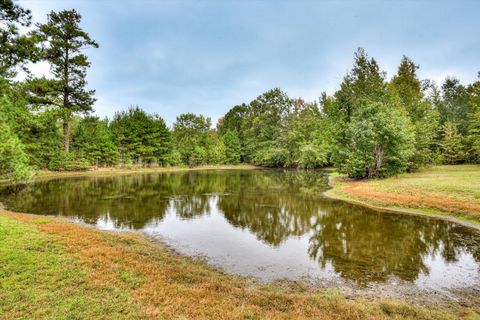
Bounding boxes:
0 117 33 181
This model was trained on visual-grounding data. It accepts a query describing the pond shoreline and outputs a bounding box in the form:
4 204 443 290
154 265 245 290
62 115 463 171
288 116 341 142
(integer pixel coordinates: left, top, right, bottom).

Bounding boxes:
34 164 261 178
19 165 480 233
323 165 480 232
1 210 478 319
1 166 480 318
323 189 480 232
1 208 478 304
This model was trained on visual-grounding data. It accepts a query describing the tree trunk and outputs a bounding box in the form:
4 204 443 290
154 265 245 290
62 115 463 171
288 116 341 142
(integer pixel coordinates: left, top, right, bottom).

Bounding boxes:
373 144 384 176
63 120 70 153
63 46 70 154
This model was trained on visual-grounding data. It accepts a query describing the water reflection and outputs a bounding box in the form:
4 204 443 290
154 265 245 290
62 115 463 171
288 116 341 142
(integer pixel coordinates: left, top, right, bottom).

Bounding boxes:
0 170 479 288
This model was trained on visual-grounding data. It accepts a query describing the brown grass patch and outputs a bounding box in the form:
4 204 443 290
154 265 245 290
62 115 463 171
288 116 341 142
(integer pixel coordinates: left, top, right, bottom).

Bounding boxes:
337 181 480 217
0 211 471 319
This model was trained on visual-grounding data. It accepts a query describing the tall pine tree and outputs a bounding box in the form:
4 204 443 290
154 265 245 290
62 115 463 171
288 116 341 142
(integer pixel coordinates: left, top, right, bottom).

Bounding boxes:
35 9 98 153
390 56 439 167
441 122 465 164
0 0 40 77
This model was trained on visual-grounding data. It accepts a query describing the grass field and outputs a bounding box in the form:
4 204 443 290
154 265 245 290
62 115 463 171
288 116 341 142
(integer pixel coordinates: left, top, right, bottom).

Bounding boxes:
327 165 480 225
1 212 476 320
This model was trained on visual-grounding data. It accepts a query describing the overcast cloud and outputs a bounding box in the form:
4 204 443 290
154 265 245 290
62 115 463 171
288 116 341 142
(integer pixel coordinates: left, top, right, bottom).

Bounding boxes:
19 0 480 126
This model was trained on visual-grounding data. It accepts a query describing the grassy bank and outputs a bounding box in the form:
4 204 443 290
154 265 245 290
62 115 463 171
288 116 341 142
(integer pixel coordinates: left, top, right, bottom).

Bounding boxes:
1 212 476 320
34 164 259 179
326 165 480 226
0 165 260 186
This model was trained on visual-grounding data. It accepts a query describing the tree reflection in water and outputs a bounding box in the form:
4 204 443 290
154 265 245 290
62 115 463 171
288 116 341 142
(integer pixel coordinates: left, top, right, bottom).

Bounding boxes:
1 170 479 285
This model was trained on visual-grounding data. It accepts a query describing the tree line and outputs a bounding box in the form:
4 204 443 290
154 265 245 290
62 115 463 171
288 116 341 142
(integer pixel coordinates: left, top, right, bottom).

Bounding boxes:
1 1 479 181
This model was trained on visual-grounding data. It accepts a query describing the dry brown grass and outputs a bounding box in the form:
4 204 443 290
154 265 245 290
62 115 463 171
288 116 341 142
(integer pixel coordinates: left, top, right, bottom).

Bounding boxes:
328 165 480 223
338 182 480 216
1 211 474 319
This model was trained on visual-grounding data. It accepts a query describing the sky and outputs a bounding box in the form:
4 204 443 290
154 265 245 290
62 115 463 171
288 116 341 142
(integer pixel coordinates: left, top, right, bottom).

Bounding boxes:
19 0 480 126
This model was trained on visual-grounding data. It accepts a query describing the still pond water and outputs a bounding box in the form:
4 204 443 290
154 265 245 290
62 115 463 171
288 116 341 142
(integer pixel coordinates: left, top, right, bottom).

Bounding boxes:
1 170 479 292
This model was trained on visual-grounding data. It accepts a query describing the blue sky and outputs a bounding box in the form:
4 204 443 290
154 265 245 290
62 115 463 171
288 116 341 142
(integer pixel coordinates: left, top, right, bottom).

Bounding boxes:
20 0 480 126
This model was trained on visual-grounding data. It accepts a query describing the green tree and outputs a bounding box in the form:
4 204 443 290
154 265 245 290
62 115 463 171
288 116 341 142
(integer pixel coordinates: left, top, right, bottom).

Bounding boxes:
285 99 328 167
26 110 63 169
110 106 171 166
242 88 292 166
35 9 99 153
466 110 480 163
0 112 32 181
210 139 227 164
298 144 327 169
441 121 465 164
0 78 63 172
0 0 40 77
467 73 480 112
72 116 119 166
391 56 422 112
334 48 386 122
222 130 241 164
217 104 248 135
172 113 212 166
217 103 248 160
331 49 405 176
390 56 439 167
336 101 414 178
465 75 480 163
439 78 470 135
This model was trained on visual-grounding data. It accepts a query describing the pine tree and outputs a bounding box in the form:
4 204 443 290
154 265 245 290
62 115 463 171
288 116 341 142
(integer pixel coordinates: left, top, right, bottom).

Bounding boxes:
0 0 40 77
110 107 171 166
440 78 470 135
0 110 32 181
441 122 465 164
72 116 119 166
391 56 422 115
466 110 480 163
334 48 386 121
390 56 439 167
35 9 98 153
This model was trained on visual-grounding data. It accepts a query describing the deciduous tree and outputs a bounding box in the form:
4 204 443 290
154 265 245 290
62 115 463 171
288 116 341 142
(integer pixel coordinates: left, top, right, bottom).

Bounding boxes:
337 101 414 178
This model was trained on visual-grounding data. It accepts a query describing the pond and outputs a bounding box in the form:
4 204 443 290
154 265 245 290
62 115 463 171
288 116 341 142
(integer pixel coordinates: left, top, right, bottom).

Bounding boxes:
1 169 479 293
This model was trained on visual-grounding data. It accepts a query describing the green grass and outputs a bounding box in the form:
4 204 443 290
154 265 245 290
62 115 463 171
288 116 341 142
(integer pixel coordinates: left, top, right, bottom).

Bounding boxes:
327 165 480 225
365 165 480 202
2 213 476 319
0 216 143 319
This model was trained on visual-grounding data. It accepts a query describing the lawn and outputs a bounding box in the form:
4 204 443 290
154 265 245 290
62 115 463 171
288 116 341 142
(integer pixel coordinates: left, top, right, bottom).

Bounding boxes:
0 215 142 319
0 212 475 319
327 165 480 224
